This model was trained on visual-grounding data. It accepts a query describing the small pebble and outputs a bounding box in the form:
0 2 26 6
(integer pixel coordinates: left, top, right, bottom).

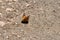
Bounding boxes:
6 0 12 1
21 29 24 32
8 2 12 5
26 3 31 7
0 0 3 2
30 36 33 38
13 0 18 2
17 35 21 37
1 6 5 8
58 32 60 34
33 1 36 3
6 8 13 11
12 32 17 35
0 13 2 17
0 33 1 35
6 36 9 39
0 21 6 26
15 22 18 24
9 35 12 36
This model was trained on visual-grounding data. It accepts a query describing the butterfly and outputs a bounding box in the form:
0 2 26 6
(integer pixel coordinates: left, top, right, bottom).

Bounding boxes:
21 13 29 24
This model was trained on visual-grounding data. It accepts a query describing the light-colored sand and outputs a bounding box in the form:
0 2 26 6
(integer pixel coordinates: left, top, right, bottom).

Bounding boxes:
0 0 60 40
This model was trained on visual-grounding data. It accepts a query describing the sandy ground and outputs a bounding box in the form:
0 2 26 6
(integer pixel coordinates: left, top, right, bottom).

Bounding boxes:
0 0 60 40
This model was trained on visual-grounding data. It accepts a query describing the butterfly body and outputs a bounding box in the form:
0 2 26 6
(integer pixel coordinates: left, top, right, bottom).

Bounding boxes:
21 13 29 24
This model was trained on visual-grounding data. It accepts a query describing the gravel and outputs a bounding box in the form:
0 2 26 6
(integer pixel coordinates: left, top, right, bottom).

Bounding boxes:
0 0 60 40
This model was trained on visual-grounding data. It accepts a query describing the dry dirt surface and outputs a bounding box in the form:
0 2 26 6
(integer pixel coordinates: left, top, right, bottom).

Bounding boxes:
0 0 60 40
